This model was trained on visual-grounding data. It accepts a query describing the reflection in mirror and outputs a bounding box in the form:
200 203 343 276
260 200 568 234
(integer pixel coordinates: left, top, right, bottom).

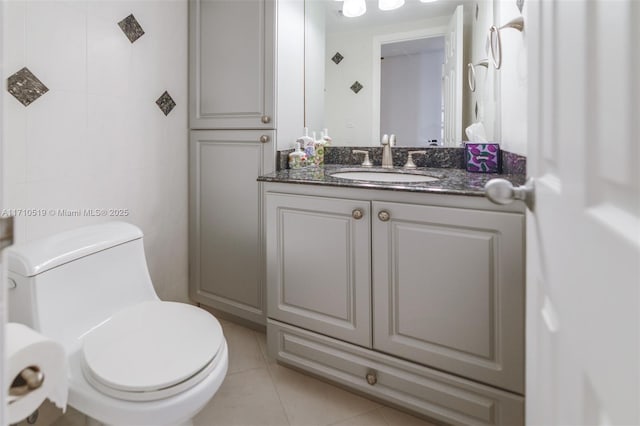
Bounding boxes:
305 0 495 148
380 37 444 147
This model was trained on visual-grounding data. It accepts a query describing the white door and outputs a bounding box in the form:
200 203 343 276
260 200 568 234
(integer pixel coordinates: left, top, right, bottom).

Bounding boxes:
442 4 463 146
0 1 7 423
526 1 640 424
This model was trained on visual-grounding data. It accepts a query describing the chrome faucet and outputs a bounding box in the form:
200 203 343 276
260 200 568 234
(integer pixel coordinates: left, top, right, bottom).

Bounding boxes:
381 134 395 168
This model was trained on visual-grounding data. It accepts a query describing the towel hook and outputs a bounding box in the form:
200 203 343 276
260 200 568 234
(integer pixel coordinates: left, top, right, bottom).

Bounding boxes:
467 59 489 92
489 16 525 69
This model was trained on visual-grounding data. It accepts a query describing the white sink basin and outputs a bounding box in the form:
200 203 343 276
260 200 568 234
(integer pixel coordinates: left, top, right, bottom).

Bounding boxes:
331 171 439 183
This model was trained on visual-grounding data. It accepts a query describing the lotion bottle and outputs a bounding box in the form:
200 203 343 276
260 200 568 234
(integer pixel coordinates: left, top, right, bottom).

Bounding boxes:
288 142 307 169
322 128 332 145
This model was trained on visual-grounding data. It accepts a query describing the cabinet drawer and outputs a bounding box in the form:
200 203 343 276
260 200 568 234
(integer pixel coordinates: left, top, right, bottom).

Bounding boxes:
268 320 524 426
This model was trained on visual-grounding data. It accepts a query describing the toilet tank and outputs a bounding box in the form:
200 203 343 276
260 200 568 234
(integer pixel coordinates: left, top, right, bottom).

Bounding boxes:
7 222 159 351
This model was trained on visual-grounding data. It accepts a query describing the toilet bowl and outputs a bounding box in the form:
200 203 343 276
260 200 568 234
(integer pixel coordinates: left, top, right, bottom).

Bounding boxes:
7 222 228 426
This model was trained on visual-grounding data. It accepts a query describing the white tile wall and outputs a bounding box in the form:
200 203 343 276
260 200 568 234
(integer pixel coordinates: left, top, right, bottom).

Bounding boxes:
2 0 189 303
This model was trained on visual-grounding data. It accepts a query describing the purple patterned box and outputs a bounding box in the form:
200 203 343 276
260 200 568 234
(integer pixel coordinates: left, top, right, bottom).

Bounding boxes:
465 143 501 173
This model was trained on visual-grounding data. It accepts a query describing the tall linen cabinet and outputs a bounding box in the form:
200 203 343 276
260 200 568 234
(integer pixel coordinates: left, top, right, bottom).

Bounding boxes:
189 0 276 325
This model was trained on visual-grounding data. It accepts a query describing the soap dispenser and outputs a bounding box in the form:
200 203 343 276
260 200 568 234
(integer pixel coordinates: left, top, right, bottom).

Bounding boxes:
322 128 332 145
288 142 308 169
297 128 315 159
313 130 329 166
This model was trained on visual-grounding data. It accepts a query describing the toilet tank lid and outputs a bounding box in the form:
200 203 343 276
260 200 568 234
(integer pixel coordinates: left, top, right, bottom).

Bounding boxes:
7 222 143 277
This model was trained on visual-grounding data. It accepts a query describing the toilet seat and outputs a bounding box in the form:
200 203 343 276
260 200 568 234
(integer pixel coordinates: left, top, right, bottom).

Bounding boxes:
81 301 224 402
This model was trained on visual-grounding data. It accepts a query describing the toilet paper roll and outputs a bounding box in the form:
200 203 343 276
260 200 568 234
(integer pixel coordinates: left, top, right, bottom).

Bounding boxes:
6 323 68 424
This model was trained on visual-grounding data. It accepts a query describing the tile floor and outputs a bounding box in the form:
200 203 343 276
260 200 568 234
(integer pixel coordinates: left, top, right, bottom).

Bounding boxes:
52 320 438 426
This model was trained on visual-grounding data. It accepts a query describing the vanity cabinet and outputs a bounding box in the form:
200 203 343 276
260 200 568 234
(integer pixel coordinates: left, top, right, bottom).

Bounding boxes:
190 130 275 324
189 0 275 129
264 184 525 425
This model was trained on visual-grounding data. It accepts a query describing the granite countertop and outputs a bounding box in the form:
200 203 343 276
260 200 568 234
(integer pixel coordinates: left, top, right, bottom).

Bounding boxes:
258 165 526 197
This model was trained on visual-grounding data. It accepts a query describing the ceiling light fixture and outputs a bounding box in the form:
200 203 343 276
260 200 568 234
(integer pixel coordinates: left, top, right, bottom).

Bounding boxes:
342 0 366 17
379 0 405 11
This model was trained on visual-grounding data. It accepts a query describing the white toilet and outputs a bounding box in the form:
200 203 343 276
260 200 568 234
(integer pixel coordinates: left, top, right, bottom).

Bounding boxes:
6 222 228 426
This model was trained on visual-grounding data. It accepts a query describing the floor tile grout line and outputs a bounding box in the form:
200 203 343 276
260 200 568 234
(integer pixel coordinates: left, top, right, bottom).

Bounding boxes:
253 330 390 426
225 364 272 378
253 329 271 363
252 330 293 426
376 407 397 426
324 407 390 426
249 330 432 426
255 347 294 426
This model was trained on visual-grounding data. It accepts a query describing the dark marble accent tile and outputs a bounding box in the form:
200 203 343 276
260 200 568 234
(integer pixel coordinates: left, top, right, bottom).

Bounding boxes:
7 67 48 107
156 91 176 116
350 81 363 94
331 52 344 64
502 150 526 175
322 146 465 169
118 14 145 43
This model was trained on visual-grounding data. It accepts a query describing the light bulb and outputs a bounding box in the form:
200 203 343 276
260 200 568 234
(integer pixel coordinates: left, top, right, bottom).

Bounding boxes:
419 0 438 3
379 0 405 11
343 0 366 17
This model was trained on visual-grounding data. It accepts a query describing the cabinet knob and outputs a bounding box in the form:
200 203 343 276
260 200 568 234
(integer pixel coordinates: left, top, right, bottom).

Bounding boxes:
261 115 271 124
259 135 270 144
352 209 364 220
365 372 377 386
378 210 390 222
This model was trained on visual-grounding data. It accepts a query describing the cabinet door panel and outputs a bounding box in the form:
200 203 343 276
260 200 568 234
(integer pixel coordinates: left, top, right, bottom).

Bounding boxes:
190 0 275 129
190 130 275 324
266 193 371 347
394 224 495 358
372 201 524 394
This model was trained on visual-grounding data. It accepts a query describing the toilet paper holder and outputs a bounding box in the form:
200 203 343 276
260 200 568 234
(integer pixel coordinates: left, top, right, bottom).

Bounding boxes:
9 366 44 400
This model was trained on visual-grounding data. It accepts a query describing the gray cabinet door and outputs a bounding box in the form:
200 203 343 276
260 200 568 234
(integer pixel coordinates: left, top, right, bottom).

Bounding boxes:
189 0 275 129
372 201 525 394
190 130 275 325
266 193 372 347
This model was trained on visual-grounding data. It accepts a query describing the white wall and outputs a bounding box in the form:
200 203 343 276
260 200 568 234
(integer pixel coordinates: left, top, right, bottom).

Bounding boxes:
3 0 189 303
468 0 497 141
304 0 325 134
276 0 305 149
495 0 527 155
469 0 527 155
380 49 443 146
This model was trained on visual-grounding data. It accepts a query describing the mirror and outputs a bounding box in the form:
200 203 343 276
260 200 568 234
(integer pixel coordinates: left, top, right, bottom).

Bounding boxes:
304 0 496 147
